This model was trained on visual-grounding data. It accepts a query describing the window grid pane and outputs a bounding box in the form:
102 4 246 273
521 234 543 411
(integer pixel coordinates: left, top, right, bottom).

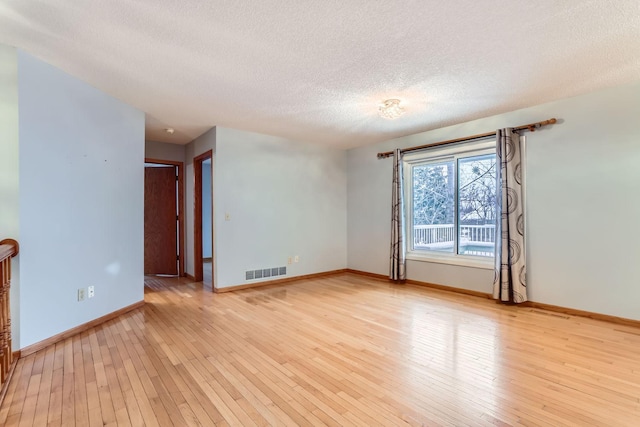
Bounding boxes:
457 154 496 257
411 161 455 253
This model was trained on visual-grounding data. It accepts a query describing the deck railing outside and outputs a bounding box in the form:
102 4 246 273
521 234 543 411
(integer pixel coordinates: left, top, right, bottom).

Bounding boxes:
413 224 495 256
414 224 495 244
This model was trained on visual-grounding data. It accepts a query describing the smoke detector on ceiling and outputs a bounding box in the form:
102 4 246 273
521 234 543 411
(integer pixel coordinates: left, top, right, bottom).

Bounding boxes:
165 128 175 134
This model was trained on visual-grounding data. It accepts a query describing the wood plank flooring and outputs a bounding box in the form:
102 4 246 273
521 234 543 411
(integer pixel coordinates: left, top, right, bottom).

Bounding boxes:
1 273 639 426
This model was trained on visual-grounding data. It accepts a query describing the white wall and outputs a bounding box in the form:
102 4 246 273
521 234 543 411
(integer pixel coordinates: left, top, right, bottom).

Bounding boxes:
17 51 145 348
202 160 213 258
0 45 20 348
145 140 186 164
214 127 347 289
348 81 640 320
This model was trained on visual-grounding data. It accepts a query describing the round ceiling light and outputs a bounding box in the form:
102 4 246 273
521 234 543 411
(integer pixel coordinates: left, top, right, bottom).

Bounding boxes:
379 99 405 119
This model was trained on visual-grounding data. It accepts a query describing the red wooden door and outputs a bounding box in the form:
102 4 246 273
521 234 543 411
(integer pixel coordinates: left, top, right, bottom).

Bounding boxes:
144 166 178 275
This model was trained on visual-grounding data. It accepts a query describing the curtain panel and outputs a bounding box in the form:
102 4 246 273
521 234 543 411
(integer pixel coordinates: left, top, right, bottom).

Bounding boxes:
390 149 406 281
493 129 527 303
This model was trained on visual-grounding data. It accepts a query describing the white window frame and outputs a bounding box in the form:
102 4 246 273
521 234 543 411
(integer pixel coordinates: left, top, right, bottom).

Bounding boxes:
403 139 496 270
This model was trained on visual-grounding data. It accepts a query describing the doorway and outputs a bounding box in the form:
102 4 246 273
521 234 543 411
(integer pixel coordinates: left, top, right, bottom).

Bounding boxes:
144 159 184 276
193 150 213 287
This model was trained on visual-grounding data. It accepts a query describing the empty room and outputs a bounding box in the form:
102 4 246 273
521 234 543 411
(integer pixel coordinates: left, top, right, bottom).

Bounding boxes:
1 1 639 426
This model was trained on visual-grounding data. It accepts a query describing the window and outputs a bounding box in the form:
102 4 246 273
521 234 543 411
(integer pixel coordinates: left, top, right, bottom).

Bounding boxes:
404 140 496 267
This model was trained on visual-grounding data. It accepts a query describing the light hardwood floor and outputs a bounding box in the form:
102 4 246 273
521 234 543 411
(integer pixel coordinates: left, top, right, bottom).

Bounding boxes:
1 273 639 426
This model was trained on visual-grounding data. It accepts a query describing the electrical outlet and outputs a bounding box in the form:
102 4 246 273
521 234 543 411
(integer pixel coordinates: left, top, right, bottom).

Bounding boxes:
294 255 299 263
287 257 292 265
78 288 86 301
88 285 95 298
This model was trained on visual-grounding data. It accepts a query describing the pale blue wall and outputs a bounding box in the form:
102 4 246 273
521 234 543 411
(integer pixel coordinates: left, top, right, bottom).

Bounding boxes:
185 127 348 287
0 45 20 349
213 127 348 289
17 50 145 348
145 140 186 164
348 81 640 320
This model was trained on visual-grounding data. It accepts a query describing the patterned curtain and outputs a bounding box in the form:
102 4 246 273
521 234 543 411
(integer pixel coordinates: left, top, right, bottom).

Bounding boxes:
493 129 527 303
390 149 406 281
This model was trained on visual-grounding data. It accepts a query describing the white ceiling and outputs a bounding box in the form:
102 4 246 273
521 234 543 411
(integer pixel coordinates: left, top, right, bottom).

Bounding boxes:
1 1 639 149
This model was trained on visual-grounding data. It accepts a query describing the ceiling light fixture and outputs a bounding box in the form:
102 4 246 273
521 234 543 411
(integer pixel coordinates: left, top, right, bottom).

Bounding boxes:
378 99 405 120
165 128 175 134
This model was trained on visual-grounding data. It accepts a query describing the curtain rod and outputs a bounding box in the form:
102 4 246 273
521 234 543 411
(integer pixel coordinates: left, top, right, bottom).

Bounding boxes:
376 118 557 159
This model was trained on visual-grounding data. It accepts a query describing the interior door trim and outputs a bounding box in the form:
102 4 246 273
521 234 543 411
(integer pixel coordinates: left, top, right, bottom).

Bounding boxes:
193 150 213 284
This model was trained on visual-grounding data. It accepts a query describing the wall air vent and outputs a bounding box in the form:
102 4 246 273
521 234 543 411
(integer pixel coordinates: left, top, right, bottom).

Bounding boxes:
245 266 287 281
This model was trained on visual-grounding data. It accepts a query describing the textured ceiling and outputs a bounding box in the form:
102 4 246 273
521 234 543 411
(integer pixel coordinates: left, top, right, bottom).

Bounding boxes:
1 0 639 148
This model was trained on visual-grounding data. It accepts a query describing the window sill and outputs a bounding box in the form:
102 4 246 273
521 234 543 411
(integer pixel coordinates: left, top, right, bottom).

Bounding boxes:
406 252 494 270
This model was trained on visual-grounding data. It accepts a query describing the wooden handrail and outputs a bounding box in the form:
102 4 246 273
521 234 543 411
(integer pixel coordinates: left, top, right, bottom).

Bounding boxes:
0 239 19 262
0 237 18 405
